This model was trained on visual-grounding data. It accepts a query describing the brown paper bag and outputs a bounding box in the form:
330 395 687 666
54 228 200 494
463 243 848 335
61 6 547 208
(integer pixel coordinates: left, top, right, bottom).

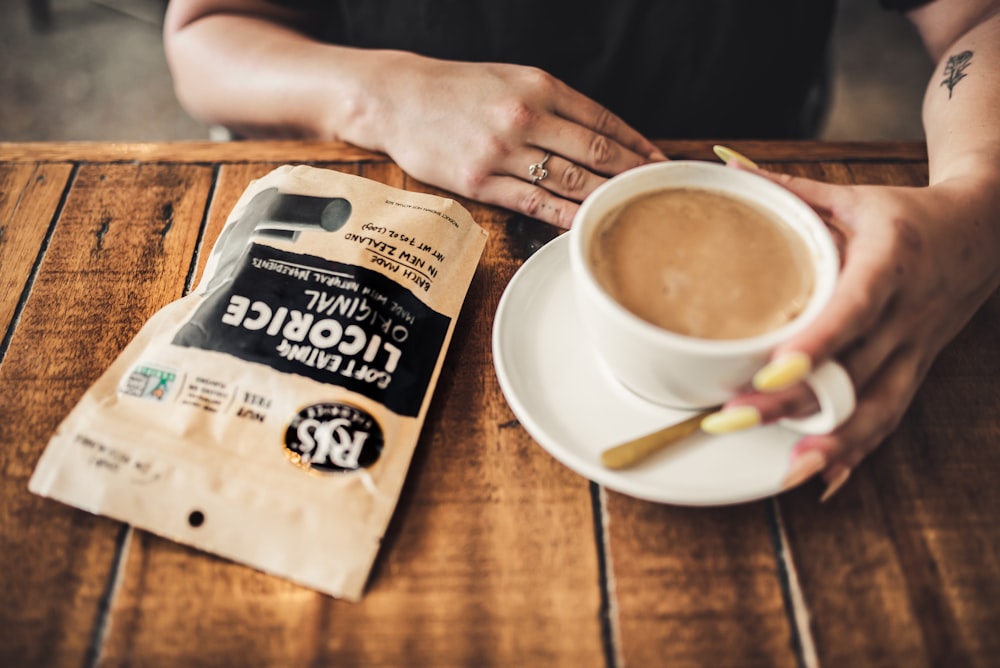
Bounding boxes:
29 165 488 600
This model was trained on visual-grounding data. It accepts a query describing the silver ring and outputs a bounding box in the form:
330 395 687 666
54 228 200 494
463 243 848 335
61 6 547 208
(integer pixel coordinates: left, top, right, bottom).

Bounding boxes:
529 152 552 185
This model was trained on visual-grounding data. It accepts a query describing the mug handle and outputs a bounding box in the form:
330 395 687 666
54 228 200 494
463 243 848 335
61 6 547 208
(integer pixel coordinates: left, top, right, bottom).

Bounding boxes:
778 360 856 435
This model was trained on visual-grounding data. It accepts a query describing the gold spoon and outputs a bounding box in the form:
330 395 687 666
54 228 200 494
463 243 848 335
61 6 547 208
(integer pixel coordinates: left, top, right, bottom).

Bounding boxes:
599 410 715 470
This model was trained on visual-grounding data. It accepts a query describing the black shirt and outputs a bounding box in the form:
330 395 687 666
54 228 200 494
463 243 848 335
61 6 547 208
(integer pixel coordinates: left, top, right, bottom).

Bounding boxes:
269 0 926 138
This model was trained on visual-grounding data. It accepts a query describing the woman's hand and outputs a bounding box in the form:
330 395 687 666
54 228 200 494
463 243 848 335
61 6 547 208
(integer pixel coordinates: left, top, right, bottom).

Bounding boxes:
351 53 665 228
704 167 1000 499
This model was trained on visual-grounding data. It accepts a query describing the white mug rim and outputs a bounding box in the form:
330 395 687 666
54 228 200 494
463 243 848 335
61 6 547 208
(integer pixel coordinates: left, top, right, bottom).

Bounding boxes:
570 161 839 356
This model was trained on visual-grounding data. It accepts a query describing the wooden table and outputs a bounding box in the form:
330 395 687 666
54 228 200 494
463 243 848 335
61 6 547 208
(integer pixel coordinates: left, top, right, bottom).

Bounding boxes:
1 140 998 667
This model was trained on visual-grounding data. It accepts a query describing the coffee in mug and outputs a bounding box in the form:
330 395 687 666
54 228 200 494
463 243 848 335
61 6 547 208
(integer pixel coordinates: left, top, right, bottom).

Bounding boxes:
588 187 815 340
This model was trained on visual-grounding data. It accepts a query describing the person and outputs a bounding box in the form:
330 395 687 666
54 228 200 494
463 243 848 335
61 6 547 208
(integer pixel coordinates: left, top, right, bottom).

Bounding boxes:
163 0 1000 501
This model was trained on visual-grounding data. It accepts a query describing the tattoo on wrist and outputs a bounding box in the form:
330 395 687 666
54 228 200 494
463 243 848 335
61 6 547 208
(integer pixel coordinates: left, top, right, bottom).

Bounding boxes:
941 50 973 99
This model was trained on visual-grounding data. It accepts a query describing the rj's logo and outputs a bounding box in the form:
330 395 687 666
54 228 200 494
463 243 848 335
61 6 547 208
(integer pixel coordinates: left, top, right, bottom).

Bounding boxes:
284 402 383 473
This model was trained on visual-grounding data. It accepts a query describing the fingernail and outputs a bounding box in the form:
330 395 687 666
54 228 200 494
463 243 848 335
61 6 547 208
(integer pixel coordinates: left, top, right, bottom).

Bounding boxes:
820 467 852 503
713 144 759 169
700 405 762 435
753 351 812 393
649 148 668 161
781 449 827 490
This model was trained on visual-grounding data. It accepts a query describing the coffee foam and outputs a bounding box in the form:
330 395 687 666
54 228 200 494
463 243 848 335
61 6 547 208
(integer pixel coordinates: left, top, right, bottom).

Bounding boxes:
589 187 814 340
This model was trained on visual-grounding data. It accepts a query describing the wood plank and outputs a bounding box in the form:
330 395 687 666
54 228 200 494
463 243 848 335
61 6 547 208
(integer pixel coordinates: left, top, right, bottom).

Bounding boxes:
0 140 928 164
657 140 927 164
0 141 385 164
98 164 604 665
609 498 799 667
778 161 1000 667
778 286 1000 666
0 162 214 665
0 162 73 341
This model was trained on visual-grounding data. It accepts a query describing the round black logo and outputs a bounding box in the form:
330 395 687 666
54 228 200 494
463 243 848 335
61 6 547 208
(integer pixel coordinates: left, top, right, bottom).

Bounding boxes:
284 402 383 473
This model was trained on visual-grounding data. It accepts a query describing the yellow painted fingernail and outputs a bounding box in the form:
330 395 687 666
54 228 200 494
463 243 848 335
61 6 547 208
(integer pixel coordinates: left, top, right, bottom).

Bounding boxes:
713 144 759 169
820 467 852 503
700 405 762 435
753 351 812 393
781 450 827 490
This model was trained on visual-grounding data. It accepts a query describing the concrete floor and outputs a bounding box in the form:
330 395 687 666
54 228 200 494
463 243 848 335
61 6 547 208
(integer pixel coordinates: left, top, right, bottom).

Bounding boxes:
0 0 933 142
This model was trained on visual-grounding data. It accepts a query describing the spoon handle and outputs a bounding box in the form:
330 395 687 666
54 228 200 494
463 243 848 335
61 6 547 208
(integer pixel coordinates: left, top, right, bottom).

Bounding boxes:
599 411 713 470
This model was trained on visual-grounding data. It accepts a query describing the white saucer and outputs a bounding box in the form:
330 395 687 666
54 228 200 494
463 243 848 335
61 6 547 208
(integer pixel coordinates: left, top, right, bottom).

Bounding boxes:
491 232 801 506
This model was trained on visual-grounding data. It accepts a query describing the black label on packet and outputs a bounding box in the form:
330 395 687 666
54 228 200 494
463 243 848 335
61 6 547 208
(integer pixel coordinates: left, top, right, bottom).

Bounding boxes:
173 243 450 417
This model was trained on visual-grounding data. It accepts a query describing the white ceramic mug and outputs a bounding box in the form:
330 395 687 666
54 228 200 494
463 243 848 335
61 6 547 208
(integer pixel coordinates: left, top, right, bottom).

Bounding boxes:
569 161 854 435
